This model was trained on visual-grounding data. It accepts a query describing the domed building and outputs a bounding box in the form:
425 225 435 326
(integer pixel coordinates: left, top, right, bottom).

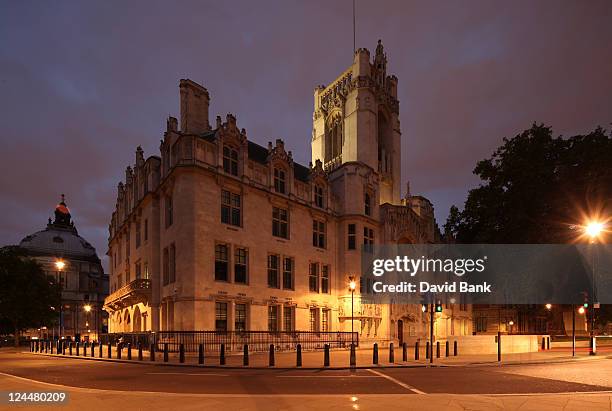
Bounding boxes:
19 195 109 341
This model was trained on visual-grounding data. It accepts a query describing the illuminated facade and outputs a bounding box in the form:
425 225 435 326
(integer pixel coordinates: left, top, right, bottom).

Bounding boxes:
104 41 471 343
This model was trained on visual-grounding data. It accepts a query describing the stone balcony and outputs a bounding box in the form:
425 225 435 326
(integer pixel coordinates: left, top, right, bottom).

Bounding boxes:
103 278 151 311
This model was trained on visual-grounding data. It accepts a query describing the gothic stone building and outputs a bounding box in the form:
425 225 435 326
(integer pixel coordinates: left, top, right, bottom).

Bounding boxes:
104 41 472 344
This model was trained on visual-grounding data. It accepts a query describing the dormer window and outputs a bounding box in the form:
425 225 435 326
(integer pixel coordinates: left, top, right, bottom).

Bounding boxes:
223 145 239 176
314 185 324 208
274 168 286 194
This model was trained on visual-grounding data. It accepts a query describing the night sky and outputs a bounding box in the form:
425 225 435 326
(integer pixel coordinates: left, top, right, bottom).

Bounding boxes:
1 1 611 271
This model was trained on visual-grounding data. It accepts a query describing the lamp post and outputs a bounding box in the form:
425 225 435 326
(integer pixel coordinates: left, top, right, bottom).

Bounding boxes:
84 304 92 341
585 220 604 356
54 259 65 340
348 277 356 347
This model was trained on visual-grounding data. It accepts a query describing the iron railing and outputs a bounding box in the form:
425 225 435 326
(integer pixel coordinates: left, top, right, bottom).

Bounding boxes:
99 331 358 353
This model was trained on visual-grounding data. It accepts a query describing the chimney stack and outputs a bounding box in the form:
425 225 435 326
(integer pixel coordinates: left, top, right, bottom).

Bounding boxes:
179 79 210 134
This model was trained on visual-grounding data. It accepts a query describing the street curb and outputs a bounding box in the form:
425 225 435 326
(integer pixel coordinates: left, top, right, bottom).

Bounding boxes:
25 352 445 370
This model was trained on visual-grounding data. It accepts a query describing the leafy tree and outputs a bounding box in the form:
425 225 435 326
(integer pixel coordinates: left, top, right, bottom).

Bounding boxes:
446 124 612 243
0 246 61 346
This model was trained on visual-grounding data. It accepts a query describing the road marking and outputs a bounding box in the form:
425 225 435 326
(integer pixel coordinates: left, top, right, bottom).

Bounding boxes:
366 369 426 394
145 372 229 377
276 375 382 378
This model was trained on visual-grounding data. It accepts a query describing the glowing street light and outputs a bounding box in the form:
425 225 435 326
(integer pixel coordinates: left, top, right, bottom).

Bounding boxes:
578 306 586 315
545 303 552 310
348 276 356 350
54 260 65 271
55 259 65 340
585 221 604 239
84 304 92 313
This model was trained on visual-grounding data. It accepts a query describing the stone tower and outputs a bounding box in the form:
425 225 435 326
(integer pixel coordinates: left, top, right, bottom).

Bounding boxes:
311 40 401 205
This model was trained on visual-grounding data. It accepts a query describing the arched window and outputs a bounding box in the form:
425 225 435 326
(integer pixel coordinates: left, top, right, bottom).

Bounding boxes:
325 115 343 162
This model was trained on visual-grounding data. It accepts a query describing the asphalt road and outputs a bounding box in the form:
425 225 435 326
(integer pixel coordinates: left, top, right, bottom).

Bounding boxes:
1 351 611 396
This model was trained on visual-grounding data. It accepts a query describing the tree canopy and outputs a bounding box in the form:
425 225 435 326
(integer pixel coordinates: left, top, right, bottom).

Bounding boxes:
445 124 611 243
0 246 61 344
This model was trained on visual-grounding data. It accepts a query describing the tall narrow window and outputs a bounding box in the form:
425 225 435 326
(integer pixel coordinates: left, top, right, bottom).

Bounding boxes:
364 227 374 251
162 248 169 285
135 222 141 248
274 168 286 194
283 306 295 332
135 261 142 280
268 305 279 332
125 265 131 284
348 224 356 250
322 309 331 332
309 262 319 293
215 302 228 332
144 219 148 241
283 257 294 290
169 243 176 283
143 262 149 279
364 192 371 216
272 207 289 239
314 185 324 208
235 303 247 332
312 220 326 248
215 244 229 282
165 195 173 228
221 190 241 227
267 254 280 288
234 248 248 284
309 308 319 332
223 145 239 176
321 265 330 294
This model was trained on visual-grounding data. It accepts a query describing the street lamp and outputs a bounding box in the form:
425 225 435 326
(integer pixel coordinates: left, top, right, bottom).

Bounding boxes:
348 277 356 347
585 219 605 356
83 304 92 341
508 320 514 335
545 304 552 310
54 259 65 340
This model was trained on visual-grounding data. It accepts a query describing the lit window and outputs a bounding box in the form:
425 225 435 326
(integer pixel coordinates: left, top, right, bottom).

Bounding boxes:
235 303 247 332
322 309 331 332
283 306 295 332
215 302 228 332
268 305 279 332
309 308 319 332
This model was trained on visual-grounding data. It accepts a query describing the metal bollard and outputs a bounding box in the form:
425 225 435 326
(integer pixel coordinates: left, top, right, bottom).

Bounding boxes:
373 343 379 365
91 342 95 357
138 343 143 361
243 344 249 366
150 343 156 361
83 342 87 357
436 341 440 358
323 344 330 367
269 344 275 367
402 342 408 362
77 342 81 356
98 341 102 358
127 343 132 360
296 344 302 367
415 341 420 360
219 343 225 365
198 344 204 365
179 344 185 363
36 341 39 352
454 340 458 356
446 341 450 357
163 343 168 362
389 342 395 363
50 341 54 354
30 341 33 352
69 342 73 356
542 337 545 350
117 343 122 359
350 343 356 367
426 341 430 359
45 341 48 353
547 337 550 350
62 341 66 355
107 342 111 358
